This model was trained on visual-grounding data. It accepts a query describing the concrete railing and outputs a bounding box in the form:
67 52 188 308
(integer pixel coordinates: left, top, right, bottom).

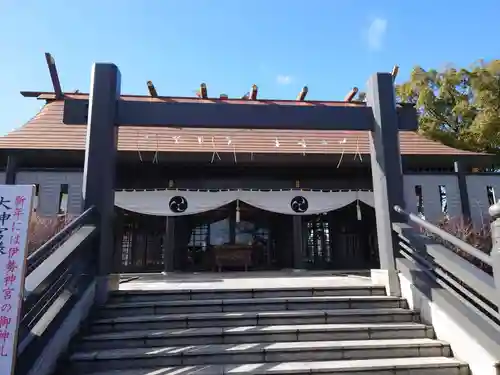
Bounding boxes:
16 207 99 375
392 204 500 374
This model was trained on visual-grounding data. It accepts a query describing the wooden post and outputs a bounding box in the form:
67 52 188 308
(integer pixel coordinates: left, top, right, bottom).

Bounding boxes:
82 63 120 304
5 156 16 185
454 161 472 222
366 73 405 296
292 216 304 269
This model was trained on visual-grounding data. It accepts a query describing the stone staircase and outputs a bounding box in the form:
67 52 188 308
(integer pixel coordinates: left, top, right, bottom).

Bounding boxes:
56 283 469 375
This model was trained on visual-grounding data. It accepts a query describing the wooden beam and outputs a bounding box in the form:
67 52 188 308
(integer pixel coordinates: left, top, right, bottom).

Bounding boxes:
297 86 308 101
147 81 158 97
20 91 47 98
63 96 418 131
200 83 208 99
344 87 359 102
391 65 399 81
64 98 376 130
44 53 63 99
250 85 258 100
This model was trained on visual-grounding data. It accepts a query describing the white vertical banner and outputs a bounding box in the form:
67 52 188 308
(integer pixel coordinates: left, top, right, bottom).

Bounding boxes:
0 185 35 375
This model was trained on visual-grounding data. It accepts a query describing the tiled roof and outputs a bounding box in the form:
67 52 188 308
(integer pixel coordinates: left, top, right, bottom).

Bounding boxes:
0 97 487 156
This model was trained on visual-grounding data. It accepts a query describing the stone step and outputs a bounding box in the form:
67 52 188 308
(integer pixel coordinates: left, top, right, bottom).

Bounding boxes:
91 308 419 333
99 295 406 318
79 322 434 351
108 285 387 303
69 338 451 374
66 356 469 375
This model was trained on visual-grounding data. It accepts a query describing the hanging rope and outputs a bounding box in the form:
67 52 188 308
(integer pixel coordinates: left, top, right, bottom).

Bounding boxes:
321 140 328 154
152 133 159 164
298 139 307 156
136 131 143 162
211 137 221 163
226 136 237 164
354 136 363 162
336 138 347 168
356 190 362 221
236 199 241 223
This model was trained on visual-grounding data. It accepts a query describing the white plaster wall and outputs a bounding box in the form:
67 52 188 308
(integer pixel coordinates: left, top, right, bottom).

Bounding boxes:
16 171 83 216
466 175 500 229
403 174 462 223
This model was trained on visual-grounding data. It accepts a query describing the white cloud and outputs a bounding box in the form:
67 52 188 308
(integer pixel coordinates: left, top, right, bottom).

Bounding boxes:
276 75 292 85
366 17 387 51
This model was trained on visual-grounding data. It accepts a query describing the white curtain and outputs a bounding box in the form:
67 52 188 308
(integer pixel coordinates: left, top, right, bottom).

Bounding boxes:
239 190 373 215
115 190 239 216
114 189 374 217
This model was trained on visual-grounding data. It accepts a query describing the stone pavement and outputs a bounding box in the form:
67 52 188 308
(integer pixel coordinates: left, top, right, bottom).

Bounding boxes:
118 270 377 291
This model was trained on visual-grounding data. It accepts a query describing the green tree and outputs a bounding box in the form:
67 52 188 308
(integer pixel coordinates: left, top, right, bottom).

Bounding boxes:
394 60 500 154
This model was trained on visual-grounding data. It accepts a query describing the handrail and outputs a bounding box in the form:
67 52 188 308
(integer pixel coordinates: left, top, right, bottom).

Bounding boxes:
394 221 499 320
394 205 492 266
24 225 97 297
16 207 100 375
392 204 500 326
26 206 96 274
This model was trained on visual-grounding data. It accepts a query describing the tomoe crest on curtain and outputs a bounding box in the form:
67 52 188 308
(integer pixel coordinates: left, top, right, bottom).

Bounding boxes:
291 196 309 213
115 189 375 216
169 196 188 213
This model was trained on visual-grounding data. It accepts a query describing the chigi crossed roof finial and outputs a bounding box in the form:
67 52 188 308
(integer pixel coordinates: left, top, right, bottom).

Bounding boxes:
11 54 485 161
26 53 403 106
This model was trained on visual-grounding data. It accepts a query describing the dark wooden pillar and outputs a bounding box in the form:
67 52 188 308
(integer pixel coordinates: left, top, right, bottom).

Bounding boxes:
229 205 236 244
454 161 471 221
292 215 304 269
164 216 175 272
367 72 404 296
81 63 120 303
274 215 293 269
5 155 17 185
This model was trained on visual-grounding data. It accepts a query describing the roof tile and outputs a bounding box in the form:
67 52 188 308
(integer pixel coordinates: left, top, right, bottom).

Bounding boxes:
0 99 486 156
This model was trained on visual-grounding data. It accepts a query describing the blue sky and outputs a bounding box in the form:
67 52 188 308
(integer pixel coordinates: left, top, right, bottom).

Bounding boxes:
0 0 499 135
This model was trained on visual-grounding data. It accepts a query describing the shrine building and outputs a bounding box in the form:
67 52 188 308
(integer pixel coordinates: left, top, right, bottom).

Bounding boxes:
0 55 498 274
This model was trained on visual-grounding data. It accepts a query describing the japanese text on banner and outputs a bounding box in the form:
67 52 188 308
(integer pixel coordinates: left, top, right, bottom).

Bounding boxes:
0 191 29 361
